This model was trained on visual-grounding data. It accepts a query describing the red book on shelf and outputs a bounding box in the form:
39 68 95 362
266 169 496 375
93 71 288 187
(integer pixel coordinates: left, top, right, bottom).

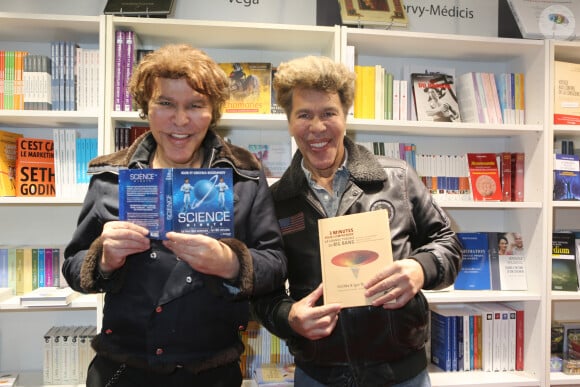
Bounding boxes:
500 152 512 202
511 152 525 202
467 153 502 201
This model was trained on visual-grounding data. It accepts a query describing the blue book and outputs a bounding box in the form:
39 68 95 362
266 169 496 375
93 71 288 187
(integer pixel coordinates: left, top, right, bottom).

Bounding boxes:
119 168 234 240
553 154 580 201
455 232 491 290
430 306 456 371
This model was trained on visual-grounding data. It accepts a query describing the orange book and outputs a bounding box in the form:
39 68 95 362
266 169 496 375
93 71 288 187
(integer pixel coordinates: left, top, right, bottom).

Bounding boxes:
0 129 23 196
13 50 27 110
466 153 502 201
15 137 55 197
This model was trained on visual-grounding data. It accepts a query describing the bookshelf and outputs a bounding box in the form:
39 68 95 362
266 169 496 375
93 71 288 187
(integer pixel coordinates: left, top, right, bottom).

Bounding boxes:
341 26 548 386
548 39 580 386
0 10 570 386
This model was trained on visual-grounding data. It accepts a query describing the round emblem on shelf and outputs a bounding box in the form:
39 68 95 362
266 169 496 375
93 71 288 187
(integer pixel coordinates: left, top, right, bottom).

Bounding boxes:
538 5 576 40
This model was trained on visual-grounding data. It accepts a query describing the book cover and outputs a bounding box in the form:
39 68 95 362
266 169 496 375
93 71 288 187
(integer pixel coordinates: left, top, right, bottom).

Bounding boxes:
500 152 512 202
498 232 528 291
318 209 393 308
104 0 175 16
219 62 272 114
248 143 291 178
553 153 580 201
14 138 55 197
511 152 525 202
455 232 491 290
456 72 486 123
466 153 502 201
270 67 284 115
0 129 23 196
20 286 78 307
119 168 234 240
253 364 294 386
337 0 408 28
552 231 579 291
430 305 457 371
554 60 580 125
411 72 460 123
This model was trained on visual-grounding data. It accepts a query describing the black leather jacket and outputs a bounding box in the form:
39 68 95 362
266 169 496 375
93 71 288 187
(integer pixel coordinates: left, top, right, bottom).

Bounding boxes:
252 137 462 385
62 131 287 374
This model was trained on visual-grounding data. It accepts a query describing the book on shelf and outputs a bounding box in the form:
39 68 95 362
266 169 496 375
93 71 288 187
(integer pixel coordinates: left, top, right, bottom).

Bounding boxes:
553 153 580 201
337 0 409 28
20 286 78 307
455 232 492 290
510 152 525 202
410 72 460 122
0 373 17 387
430 304 459 371
0 129 23 196
0 287 12 302
554 60 580 125
119 168 234 240
219 62 272 114
456 71 487 124
270 67 285 115
14 137 55 197
114 125 149 151
318 209 393 308
23 54 52 110
253 363 295 387
104 0 175 17
466 153 502 201
490 232 528 291
552 231 579 291
248 143 292 178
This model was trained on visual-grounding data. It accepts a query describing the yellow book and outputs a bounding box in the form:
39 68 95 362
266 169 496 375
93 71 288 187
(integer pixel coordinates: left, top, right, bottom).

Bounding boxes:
22 247 33 294
0 129 23 196
318 209 393 308
218 62 271 114
362 65 376 119
15 247 24 295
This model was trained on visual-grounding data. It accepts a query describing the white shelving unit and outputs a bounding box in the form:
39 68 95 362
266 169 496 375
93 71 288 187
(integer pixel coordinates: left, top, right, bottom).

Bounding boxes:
0 11 571 386
341 26 549 386
548 39 580 387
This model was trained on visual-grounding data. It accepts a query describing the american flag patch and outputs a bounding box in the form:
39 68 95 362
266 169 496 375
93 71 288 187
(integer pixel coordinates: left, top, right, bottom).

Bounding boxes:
278 212 305 235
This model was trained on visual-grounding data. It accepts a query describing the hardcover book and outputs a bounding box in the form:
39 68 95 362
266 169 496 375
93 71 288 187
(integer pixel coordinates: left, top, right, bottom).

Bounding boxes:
20 286 78 307
554 60 580 125
318 209 393 308
119 168 234 240
466 153 502 201
338 0 408 28
0 129 23 196
219 62 272 114
455 232 491 290
14 138 55 197
553 153 580 200
411 72 460 123
552 231 579 291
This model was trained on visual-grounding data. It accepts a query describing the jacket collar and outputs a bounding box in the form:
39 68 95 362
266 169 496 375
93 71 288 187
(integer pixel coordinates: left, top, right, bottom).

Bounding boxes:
273 136 387 200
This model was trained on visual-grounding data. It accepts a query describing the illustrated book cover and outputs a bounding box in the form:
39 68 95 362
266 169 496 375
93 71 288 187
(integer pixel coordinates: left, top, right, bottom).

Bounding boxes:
489 232 528 291
104 0 175 17
0 129 23 196
14 138 55 197
248 143 292 178
338 0 408 28
318 209 393 308
410 72 461 123
219 62 272 114
553 153 580 201
466 153 502 201
119 168 234 240
455 232 491 290
552 231 579 291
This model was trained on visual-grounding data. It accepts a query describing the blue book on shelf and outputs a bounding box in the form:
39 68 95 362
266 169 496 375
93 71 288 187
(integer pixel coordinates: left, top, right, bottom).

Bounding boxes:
430 306 455 371
553 154 580 201
455 232 491 290
119 168 234 240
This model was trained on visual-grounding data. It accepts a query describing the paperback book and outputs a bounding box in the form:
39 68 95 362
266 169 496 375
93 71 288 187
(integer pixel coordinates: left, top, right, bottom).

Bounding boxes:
553 153 580 201
552 231 579 291
20 286 78 307
337 0 409 28
14 138 55 197
554 60 580 125
219 62 272 114
466 153 502 201
455 232 491 290
318 209 393 308
411 72 460 123
119 168 234 240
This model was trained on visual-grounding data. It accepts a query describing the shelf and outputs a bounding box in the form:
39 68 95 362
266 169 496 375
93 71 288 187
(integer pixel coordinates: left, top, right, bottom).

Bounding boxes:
0 294 97 311
425 290 541 304
429 368 539 387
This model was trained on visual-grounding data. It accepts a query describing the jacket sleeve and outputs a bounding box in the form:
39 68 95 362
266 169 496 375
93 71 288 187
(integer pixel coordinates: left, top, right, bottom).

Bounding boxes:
62 172 125 294
404 164 463 290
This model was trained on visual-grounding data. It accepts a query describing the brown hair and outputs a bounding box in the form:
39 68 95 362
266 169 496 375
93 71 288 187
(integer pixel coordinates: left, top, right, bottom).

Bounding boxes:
129 44 230 129
273 56 355 118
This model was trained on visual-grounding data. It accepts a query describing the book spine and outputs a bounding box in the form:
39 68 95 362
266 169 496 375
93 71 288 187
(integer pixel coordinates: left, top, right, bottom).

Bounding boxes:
114 30 125 112
511 152 525 202
123 30 135 111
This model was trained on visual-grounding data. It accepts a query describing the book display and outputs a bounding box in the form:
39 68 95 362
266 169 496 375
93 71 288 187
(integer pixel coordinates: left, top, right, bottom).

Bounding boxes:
0 6 572 386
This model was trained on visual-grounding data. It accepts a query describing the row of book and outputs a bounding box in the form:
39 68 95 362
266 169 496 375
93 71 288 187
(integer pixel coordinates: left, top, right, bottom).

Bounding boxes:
429 303 524 372
551 319 580 374
240 321 294 380
113 125 149 152
358 142 525 202
0 45 99 111
0 128 97 197
454 232 527 291
0 246 66 295
43 325 97 385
